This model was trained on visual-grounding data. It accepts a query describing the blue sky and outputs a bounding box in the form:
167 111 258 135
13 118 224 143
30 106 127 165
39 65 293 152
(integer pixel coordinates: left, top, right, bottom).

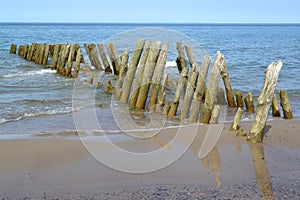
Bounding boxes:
0 0 299 23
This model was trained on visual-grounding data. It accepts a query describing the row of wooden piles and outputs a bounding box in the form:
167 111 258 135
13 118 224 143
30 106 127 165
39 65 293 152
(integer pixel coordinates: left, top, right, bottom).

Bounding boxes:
10 43 85 78
10 40 293 143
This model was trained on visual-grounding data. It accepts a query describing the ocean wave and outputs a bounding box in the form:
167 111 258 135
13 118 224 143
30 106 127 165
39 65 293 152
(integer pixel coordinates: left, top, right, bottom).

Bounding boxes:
23 107 75 118
1 69 56 78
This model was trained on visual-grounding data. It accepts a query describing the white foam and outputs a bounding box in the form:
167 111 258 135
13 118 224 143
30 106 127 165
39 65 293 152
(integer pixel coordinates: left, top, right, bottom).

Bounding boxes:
165 60 177 68
24 107 74 118
2 69 56 78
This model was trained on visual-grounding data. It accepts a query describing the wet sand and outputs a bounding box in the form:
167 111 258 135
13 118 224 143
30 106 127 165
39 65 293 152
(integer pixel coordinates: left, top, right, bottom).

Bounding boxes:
0 119 299 199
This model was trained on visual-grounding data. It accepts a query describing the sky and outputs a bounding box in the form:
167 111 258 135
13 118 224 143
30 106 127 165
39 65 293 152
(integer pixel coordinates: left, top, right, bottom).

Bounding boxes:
0 0 299 23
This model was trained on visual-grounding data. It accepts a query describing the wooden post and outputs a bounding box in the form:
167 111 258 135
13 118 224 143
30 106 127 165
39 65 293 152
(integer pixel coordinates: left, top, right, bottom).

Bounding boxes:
148 42 170 111
66 44 76 77
279 89 293 119
75 44 85 63
84 44 103 70
163 102 171 115
216 87 227 105
87 75 93 84
200 51 224 124
136 41 161 110
189 55 211 123
129 41 151 107
73 48 82 78
209 105 221 124
229 107 243 131
168 67 188 118
185 45 197 70
27 43 36 61
10 44 17 54
176 42 188 71
180 69 199 120
98 44 112 73
42 44 50 65
51 44 61 70
247 60 283 143
32 43 39 63
271 94 281 117
106 43 120 75
244 92 255 113
115 49 129 100
37 44 46 65
220 57 236 107
155 73 168 112
57 44 70 75
235 90 244 108
119 40 145 103
105 80 114 93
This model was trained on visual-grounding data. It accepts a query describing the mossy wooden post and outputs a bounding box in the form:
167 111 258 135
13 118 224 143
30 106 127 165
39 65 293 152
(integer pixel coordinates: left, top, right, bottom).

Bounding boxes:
271 94 281 117
180 69 199 120
42 44 50 65
98 44 112 73
148 42 170 111
279 89 293 119
73 48 82 78
32 43 39 63
49 44 55 57
244 92 255 113
22 45 29 59
10 44 17 54
200 51 224 124
106 43 120 75
57 44 70 75
38 44 46 65
209 105 221 124
115 49 129 100
235 90 244 108
189 55 211 123
220 57 236 107
65 44 76 77
75 44 85 64
136 41 161 110
87 44 103 70
176 42 188 71
163 102 171 115
230 107 243 131
156 73 168 112
129 41 151 107
119 40 145 103
27 43 35 61
168 67 188 118
247 60 283 143
51 44 61 70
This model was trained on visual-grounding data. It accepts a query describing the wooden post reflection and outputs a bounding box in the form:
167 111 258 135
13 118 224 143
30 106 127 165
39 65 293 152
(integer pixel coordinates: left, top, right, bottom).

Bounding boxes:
249 143 274 200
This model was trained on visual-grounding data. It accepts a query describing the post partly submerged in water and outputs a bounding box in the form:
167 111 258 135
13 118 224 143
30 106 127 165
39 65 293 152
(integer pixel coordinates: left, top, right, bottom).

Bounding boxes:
247 60 283 143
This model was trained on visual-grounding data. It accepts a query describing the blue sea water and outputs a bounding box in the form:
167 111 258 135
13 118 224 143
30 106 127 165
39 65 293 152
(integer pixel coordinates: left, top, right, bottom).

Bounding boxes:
0 23 299 137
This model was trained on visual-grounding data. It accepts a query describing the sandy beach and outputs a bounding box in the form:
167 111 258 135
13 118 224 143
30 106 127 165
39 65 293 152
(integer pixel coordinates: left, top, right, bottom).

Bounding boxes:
0 119 299 199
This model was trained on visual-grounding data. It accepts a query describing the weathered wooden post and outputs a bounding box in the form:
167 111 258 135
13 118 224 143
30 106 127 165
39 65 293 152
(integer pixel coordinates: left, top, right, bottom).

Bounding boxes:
51 44 61 70
180 69 198 120
105 80 114 93
106 43 120 75
148 42 170 111
185 45 197 70
235 90 244 108
84 44 103 70
66 44 76 77
57 44 70 75
129 41 151 107
10 44 17 54
168 67 188 118
119 40 145 103
37 44 46 65
244 92 255 113
200 51 224 124
230 107 243 131
27 43 36 61
176 42 188 71
73 48 82 78
87 75 94 84
155 73 168 112
271 94 281 117
209 105 221 124
279 89 293 119
189 55 211 123
247 60 283 143
115 49 129 100
42 44 50 65
220 58 236 107
98 44 112 73
163 102 171 115
136 41 161 110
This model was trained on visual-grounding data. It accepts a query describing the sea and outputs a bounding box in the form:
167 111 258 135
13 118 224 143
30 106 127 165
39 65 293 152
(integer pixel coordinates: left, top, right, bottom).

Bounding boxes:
0 23 299 139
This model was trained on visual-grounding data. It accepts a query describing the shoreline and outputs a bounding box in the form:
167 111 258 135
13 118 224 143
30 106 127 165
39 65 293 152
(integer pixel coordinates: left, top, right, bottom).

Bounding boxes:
0 119 299 199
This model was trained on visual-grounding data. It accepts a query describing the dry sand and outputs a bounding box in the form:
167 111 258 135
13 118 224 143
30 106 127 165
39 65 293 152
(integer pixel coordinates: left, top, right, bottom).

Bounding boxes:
0 119 299 199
